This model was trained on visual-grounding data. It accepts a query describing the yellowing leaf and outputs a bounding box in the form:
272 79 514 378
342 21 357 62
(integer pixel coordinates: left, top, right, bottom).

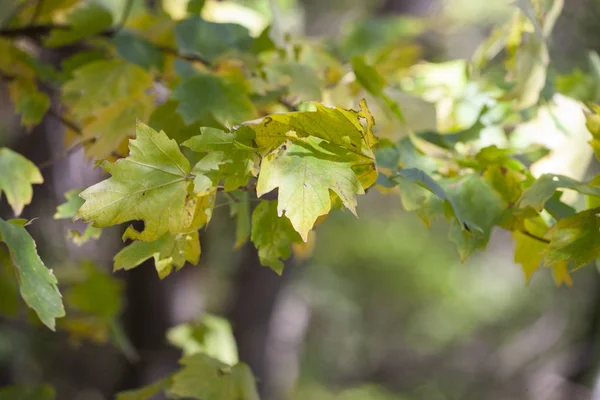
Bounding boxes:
251 201 301 273
114 232 200 279
0 148 43 216
257 137 366 242
83 95 154 160
8 78 50 127
0 219 65 330
62 59 153 120
512 218 548 282
242 99 377 161
77 122 197 242
543 208 600 270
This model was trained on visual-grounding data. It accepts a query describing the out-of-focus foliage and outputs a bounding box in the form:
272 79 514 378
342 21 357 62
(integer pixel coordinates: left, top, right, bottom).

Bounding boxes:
2 0 600 397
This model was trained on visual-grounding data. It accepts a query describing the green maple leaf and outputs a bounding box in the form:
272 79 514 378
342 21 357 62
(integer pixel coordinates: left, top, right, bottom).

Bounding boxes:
0 218 65 330
518 174 600 212
183 127 255 191
0 148 43 216
173 73 257 128
251 201 301 273
62 59 153 120
148 100 203 144
175 17 253 62
114 232 200 279
257 137 366 242
264 61 322 101
54 189 103 245
54 189 85 219
170 354 259 400
445 174 506 261
229 191 250 249
543 208 600 270
77 122 206 242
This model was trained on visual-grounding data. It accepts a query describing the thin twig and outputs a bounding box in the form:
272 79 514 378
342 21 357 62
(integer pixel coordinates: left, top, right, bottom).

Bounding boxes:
216 184 256 192
29 0 44 25
37 136 94 169
519 229 550 244
47 108 82 135
278 97 299 112
154 44 211 67
115 0 134 33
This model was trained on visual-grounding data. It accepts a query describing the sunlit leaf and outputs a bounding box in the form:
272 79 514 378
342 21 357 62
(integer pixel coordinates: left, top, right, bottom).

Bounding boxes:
518 174 600 212
77 122 201 241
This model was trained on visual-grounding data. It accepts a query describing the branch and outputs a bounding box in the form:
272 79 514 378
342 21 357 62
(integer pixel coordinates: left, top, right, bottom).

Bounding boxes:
154 44 211 67
116 0 134 32
0 23 70 38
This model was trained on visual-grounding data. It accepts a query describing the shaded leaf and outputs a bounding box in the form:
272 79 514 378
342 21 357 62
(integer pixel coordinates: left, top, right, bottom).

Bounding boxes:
173 73 256 128
113 31 164 71
46 2 113 47
7 78 50 127
114 232 201 279
62 59 153 120
175 16 253 62
518 174 600 212
0 219 64 330
543 208 600 270
251 200 301 273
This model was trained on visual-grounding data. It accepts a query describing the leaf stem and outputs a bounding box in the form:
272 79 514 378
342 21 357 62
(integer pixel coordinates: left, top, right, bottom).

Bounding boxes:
519 229 550 244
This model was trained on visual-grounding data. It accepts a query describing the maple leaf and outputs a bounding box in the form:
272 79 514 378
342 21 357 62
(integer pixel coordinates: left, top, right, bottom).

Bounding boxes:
0 219 65 330
0 148 43 216
251 201 301 273
77 122 208 241
257 136 366 241
114 232 201 279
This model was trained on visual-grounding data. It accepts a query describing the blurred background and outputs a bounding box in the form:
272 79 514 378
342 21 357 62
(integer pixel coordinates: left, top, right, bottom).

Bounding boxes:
3 0 600 399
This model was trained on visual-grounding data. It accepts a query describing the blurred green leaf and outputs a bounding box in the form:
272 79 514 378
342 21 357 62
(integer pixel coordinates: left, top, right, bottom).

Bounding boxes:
113 31 164 71
175 17 253 62
251 200 301 273
0 148 43 216
170 354 259 400
46 2 113 47
518 174 600 212
172 73 256 128
167 314 239 365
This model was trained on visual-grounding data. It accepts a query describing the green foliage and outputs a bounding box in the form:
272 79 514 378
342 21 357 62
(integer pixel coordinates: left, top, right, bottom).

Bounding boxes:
0 148 43 216
4 0 600 396
0 219 64 330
